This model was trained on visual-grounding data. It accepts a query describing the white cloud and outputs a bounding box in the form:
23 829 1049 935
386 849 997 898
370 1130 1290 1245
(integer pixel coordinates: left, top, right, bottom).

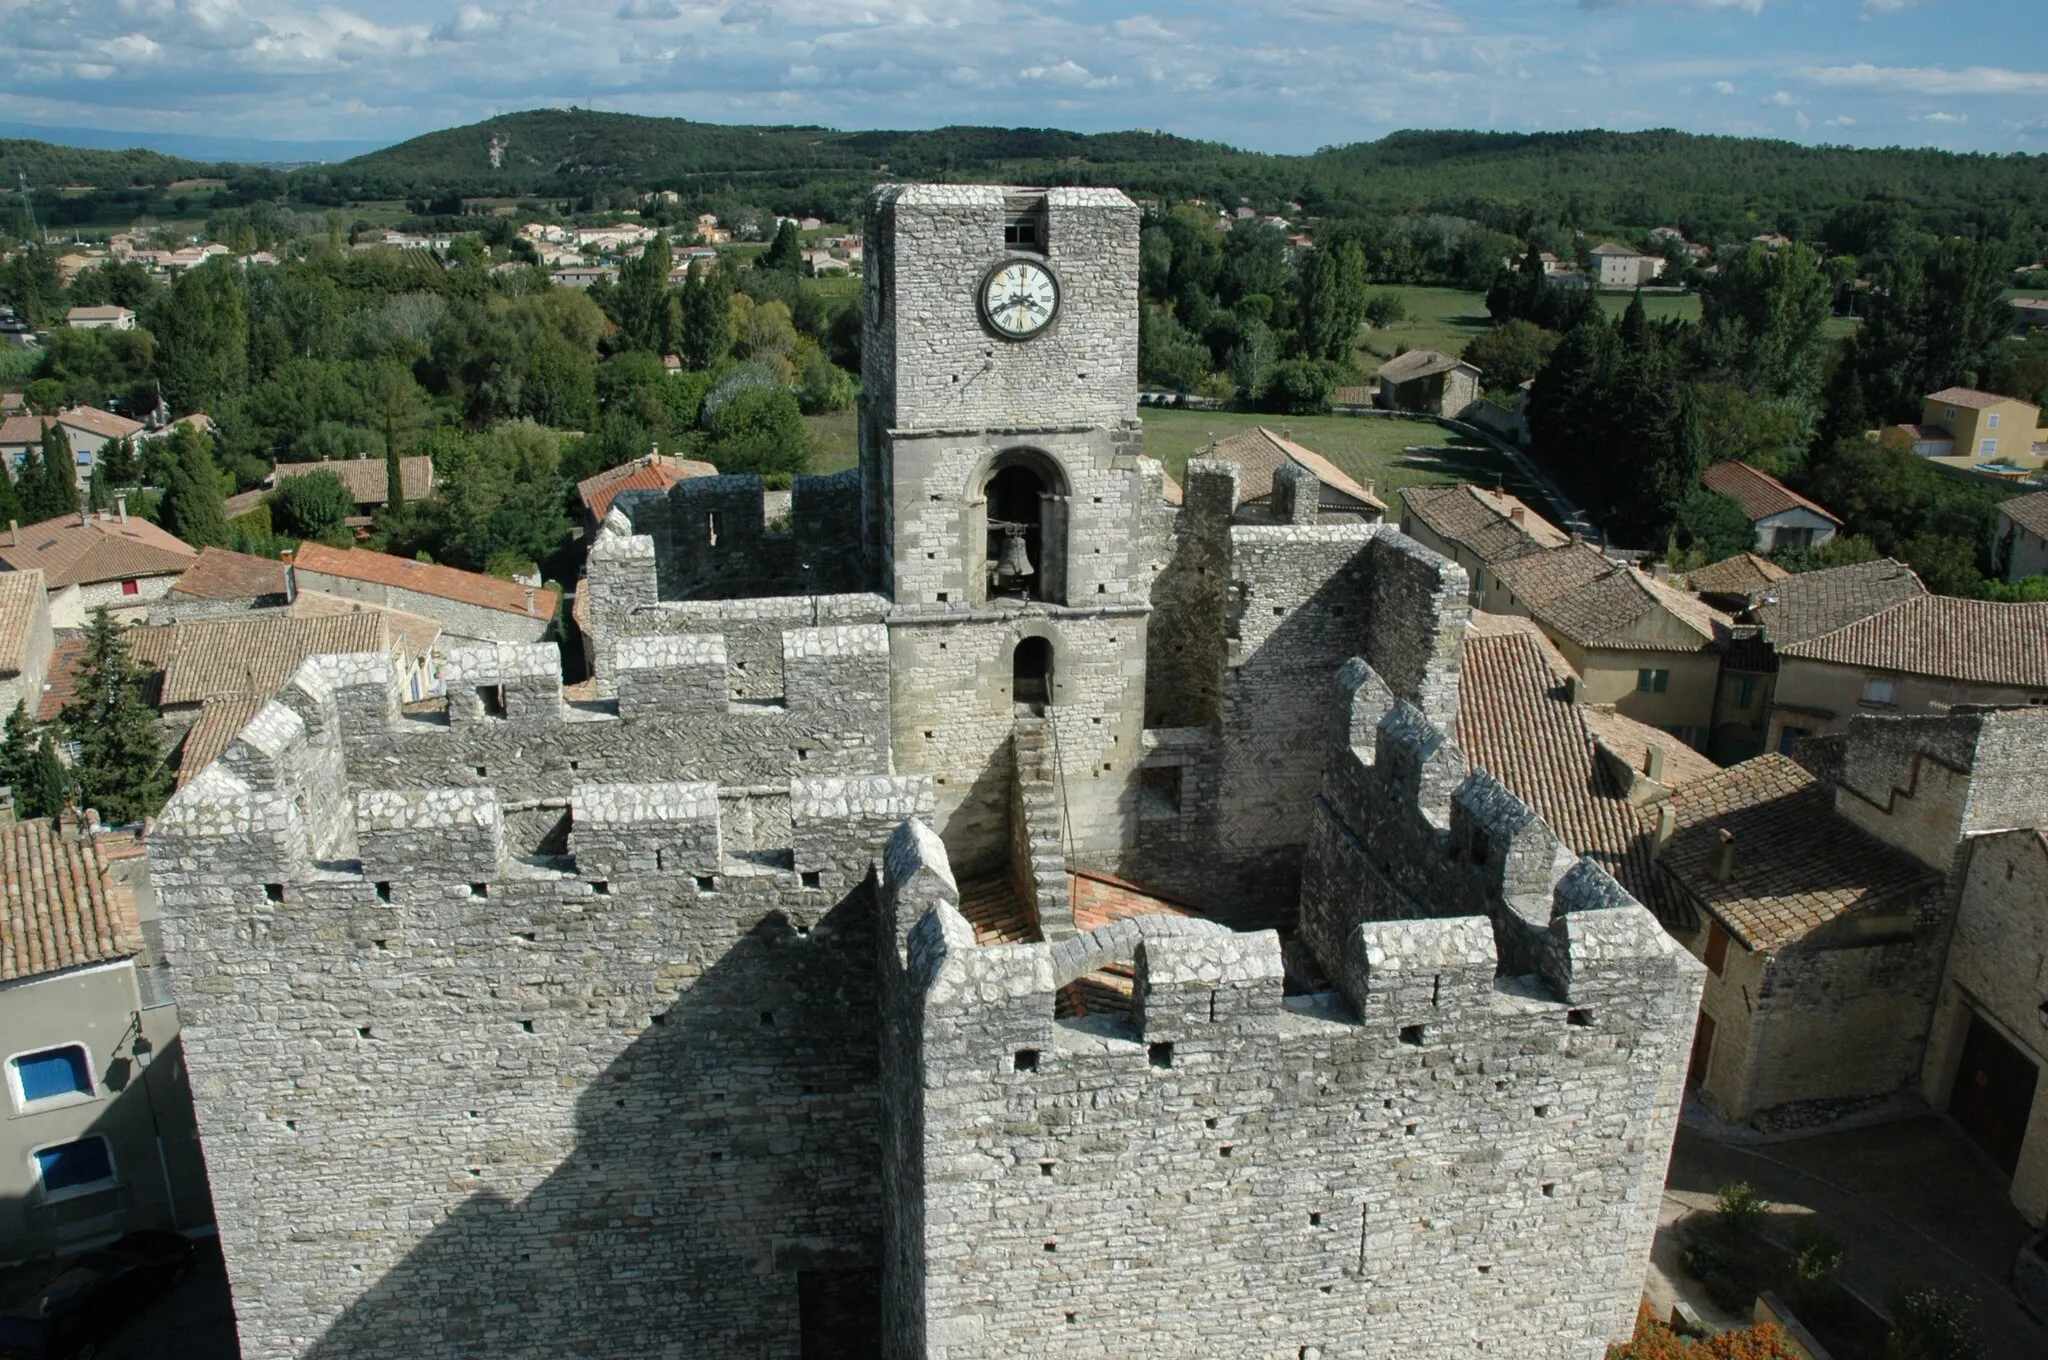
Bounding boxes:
1796 64 2048 96
1824 114 1856 126
1581 0 1768 14
1763 89 1796 106
1794 109 1809 130
1860 0 1929 12
1711 80 1737 95
1916 110 1967 124
615 0 683 17
431 5 503 42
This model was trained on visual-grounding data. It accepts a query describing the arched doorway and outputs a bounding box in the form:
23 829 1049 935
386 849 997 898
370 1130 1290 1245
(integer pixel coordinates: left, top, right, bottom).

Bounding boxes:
981 449 1066 603
1013 637 1053 708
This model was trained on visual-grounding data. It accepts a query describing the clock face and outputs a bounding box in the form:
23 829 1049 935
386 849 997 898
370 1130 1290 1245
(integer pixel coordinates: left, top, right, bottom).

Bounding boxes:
982 259 1059 339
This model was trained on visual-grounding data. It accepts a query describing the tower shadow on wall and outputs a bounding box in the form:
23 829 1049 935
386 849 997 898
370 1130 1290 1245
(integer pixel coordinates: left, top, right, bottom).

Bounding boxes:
301 889 886 1360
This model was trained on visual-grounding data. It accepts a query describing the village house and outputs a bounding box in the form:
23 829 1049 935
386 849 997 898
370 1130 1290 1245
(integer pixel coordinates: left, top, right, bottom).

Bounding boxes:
1700 461 1842 553
0 569 54 719
1184 427 1386 523
1373 349 1481 417
1995 489 2048 581
63 306 135 331
1492 549 1730 749
1903 387 2047 471
0 406 148 491
0 508 199 628
551 265 615 290
1680 552 1790 614
288 542 557 647
0 815 211 1263
574 453 717 534
1399 481 1570 604
1589 242 1667 288
269 455 435 528
1766 591 2048 751
2011 296 2048 333
150 546 293 621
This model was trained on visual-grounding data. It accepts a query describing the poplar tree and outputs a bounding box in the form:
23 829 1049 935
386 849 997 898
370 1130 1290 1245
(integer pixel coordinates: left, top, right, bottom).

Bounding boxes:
60 609 167 825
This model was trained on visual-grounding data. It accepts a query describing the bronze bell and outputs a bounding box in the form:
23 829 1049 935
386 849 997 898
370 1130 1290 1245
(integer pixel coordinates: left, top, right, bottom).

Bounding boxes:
996 527 1035 580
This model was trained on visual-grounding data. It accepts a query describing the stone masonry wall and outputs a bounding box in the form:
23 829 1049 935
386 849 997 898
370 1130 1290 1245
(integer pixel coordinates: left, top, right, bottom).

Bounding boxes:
877 661 1703 1359
150 646 924 1360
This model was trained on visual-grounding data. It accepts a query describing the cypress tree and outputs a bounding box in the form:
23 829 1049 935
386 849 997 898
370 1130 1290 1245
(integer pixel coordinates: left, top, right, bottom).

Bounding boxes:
678 259 733 371
60 609 167 825
13 437 48 522
158 424 230 549
37 423 79 519
757 218 803 273
0 701 65 821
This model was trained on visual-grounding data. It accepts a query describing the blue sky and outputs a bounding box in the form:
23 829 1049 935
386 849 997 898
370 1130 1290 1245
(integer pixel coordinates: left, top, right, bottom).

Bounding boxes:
0 0 2041 156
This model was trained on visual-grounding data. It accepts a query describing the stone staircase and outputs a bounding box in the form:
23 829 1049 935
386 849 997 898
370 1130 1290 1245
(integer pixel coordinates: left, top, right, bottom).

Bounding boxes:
1011 715 1075 939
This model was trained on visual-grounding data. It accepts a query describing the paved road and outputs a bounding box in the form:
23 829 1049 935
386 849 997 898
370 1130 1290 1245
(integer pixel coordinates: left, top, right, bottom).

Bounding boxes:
1654 1111 2046 1359
102 1237 240 1360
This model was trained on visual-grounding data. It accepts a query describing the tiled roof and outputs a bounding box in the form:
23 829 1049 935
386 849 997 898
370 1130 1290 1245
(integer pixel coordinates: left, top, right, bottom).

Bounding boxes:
37 632 87 721
0 569 44 675
1376 348 1474 384
575 455 718 520
0 512 198 589
1402 482 1569 565
0 414 52 446
1751 559 1927 646
175 694 266 789
1681 552 1790 602
1700 462 1841 526
1779 593 2048 689
1589 242 1648 256
291 590 440 661
272 456 434 508
65 307 133 323
1491 543 1612 610
57 406 145 441
1198 427 1386 513
1531 563 1727 652
152 612 390 706
1650 754 1941 951
1926 387 2023 411
291 543 558 620
1999 490 2048 541
169 546 290 601
1454 627 1655 899
1581 706 1721 788
0 820 137 983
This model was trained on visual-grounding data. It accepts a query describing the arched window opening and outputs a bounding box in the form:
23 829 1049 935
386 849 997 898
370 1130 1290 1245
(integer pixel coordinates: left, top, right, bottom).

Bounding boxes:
987 464 1047 601
1013 637 1054 708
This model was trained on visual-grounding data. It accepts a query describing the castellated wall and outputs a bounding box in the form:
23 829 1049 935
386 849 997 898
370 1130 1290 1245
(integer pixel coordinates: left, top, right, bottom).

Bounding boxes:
1129 460 1470 924
149 640 924 1360
876 661 1702 1360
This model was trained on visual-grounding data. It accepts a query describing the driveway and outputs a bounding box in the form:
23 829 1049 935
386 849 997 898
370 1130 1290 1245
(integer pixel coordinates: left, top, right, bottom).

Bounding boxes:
1653 1111 2046 1359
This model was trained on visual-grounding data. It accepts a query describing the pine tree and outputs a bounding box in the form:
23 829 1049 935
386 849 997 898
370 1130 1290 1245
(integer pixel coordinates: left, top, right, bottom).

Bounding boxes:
157 424 230 549
757 218 803 273
60 609 167 825
0 701 65 821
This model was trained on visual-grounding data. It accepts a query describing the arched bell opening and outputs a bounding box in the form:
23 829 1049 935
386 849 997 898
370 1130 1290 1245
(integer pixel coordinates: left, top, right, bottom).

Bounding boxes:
978 449 1068 604
1013 636 1054 709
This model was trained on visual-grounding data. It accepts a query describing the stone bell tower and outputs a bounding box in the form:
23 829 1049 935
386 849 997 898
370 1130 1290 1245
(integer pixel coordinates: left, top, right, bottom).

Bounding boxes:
859 184 1158 873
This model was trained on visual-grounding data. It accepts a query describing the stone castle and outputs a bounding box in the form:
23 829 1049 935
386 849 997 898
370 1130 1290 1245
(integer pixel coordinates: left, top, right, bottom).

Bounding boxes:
150 185 1704 1359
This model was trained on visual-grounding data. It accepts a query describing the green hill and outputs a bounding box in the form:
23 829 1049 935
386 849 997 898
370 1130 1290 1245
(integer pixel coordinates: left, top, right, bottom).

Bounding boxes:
0 139 226 188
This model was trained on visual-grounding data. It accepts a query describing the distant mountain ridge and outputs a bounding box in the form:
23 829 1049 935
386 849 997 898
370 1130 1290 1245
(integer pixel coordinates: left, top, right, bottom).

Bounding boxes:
8 108 2048 242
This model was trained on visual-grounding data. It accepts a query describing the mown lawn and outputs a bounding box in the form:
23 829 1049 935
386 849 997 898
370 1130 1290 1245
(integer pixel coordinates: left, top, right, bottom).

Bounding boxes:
804 408 859 474
1353 285 1493 363
1139 407 1550 523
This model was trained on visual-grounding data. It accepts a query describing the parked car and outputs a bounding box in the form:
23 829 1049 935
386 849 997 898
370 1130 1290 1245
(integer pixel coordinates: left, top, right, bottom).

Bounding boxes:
0 1230 197 1359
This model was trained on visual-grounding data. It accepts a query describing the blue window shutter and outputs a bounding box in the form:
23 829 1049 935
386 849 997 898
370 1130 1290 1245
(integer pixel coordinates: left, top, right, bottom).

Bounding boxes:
36 1137 113 1192
15 1047 92 1102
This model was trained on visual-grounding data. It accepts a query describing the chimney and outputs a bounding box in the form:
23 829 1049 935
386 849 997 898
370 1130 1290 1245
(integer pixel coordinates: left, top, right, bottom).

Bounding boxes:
79 507 90 528
1710 828 1735 883
1565 674 1583 704
1570 531 1584 547
1509 506 1526 525
115 494 127 525
8 520 16 549
1653 804 1677 858
1652 561 1671 582
1645 744 1666 782
525 587 537 615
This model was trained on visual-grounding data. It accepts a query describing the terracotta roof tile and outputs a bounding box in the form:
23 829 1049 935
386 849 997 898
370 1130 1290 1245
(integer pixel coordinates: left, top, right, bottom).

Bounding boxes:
576 455 718 520
1779 593 2048 689
169 546 290 601
1402 482 1569 565
0 569 45 675
1376 349 1474 384
291 543 558 620
1580 706 1721 788
271 456 433 508
1455 629 1656 900
1927 387 2026 411
1199 427 1386 513
0 512 198 589
56 406 144 441
1681 552 1790 602
152 612 390 706
175 694 267 789
1650 754 1942 950
37 632 87 722
1530 562 1727 652
1491 544 1612 610
290 590 440 662
1751 559 1927 645
0 414 50 446
0 820 137 983
1998 491 2048 541
1700 462 1841 526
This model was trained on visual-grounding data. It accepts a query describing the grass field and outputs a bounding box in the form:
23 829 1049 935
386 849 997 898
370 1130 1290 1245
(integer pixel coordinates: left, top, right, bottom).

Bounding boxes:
1141 408 1546 523
1353 286 1493 363
804 409 859 474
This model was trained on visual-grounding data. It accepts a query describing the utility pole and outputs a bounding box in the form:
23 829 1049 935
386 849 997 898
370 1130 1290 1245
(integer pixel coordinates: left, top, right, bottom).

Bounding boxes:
17 171 44 246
